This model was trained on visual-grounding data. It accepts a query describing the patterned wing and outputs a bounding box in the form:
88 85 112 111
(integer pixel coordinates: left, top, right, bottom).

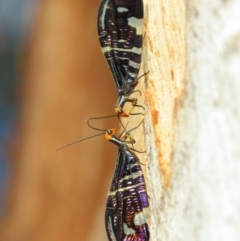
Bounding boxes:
105 150 124 241
105 145 149 241
98 0 144 92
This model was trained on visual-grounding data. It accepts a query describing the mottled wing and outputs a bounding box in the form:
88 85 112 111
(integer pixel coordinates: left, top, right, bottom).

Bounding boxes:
98 0 144 91
105 150 124 241
105 146 149 241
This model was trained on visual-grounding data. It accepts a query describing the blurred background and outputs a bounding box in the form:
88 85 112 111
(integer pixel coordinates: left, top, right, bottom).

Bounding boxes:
0 0 118 240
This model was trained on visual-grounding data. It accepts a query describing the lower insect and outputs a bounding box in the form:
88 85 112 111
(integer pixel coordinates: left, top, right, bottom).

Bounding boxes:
57 119 150 241
105 130 150 241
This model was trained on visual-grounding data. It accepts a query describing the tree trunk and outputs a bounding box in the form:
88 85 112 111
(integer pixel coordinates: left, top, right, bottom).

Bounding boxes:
144 0 240 240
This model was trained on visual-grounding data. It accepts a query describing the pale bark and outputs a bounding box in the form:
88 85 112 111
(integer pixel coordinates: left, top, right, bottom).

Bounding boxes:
142 0 240 241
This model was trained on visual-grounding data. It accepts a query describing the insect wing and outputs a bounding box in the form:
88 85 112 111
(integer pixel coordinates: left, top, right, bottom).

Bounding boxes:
105 150 124 241
105 146 149 241
98 0 144 91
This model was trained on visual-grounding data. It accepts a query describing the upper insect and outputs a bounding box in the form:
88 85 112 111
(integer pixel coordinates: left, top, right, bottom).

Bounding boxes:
98 0 144 117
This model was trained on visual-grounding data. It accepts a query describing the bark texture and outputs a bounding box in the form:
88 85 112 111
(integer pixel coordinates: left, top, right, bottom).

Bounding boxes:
143 0 240 240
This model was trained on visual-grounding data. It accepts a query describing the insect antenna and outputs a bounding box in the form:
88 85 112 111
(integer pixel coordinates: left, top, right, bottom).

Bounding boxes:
123 118 146 154
118 122 136 146
118 121 129 139
87 114 127 134
87 114 117 131
126 118 144 133
137 70 149 81
121 117 144 142
56 132 105 151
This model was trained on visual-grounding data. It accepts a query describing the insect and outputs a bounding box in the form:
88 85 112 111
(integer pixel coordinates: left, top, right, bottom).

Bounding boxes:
98 0 144 117
57 119 150 241
105 128 150 241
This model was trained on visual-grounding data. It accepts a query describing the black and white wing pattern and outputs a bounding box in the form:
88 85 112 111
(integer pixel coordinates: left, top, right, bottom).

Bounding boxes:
105 144 150 241
98 0 144 116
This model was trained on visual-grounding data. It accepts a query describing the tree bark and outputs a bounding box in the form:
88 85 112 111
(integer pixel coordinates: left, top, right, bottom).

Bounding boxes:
143 0 240 240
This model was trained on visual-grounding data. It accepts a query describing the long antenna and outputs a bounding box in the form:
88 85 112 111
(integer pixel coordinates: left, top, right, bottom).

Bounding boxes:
126 118 144 133
87 114 117 131
122 118 145 153
56 116 144 152
56 132 105 151
128 146 146 154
